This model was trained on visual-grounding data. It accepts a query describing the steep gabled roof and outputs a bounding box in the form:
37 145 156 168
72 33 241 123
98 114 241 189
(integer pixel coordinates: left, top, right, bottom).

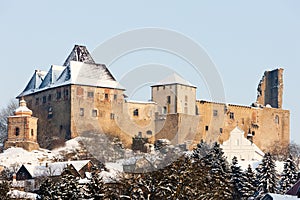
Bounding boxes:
22 70 47 93
39 65 65 89
63 45 95 66
151 73 196 88
54 61 124 90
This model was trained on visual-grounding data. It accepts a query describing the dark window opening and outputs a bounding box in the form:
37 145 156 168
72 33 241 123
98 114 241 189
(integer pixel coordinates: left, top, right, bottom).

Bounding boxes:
167 96 171 104
57 91 62 100
114 94 117 100
213 110 218 117
35 98 39 105
15 127 20 136
252 131 255 136
42 96 46 103
163 106 167 114
205 126 209 131
31 129 34 136
105 93 109 100
92 109 98 117
133 109 139 116
48 95 52 102
220 128 223 134
87 92 94 98
110 113 115 120
275 115 279 124
48 107 53 119
146 130 152 135
80 108 84 116
229 112 234 119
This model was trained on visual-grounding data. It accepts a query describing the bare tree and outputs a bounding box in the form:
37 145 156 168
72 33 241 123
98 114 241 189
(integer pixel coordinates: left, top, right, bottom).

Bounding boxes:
0 99 18 144
289 141 300 169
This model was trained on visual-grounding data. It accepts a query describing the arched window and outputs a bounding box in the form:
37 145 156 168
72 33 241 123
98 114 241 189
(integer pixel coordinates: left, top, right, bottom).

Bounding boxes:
15 127 20 136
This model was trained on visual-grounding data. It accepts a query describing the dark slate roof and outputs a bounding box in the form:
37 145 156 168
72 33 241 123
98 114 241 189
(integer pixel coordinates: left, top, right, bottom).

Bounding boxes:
63 45 95 66
18 45 124 97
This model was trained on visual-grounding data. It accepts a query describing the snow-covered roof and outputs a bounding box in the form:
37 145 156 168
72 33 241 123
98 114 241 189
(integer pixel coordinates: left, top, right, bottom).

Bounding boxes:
18 45 124 97
8 190 37 199
263 193 299 199
151 73 196 88
21 160 92 178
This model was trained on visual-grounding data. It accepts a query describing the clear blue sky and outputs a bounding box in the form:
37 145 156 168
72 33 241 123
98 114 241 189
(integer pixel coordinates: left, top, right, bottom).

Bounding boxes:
0 1 299 143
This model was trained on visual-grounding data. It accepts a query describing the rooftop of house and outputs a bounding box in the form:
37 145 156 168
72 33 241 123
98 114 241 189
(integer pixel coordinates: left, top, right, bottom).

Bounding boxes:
151 72 196 88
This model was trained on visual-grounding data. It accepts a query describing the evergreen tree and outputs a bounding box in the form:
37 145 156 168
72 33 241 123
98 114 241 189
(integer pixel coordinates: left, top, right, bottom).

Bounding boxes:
192 139 210 160
83 166 105 199
256 152 278 196
53 167 83 199
0 181 10 200
231 156 244 199
202 142 233 200
242 165 257 200
37 178 55 200
279 154 298 194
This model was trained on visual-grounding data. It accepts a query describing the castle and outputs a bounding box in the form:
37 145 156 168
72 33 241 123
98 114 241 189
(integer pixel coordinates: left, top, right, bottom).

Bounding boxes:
7 45 289 151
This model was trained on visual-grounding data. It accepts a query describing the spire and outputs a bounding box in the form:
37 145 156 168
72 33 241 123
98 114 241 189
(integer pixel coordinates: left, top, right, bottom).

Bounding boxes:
63 45 95 66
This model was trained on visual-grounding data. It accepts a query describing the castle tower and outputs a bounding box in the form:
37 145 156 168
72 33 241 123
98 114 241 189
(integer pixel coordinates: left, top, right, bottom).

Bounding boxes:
256 68 284 108
151 73 197 115
4 98 39 151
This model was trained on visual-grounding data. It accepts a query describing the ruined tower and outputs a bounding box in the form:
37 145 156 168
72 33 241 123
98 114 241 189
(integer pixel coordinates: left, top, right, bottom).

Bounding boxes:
4 99 39 151
256 68 284 108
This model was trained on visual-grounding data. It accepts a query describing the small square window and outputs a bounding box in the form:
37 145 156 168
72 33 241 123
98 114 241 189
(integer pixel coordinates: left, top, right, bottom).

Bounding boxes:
105 93 109 100
80 108 84 116
213 110 218 117
88 92 94 98
133 109 139 116
92 109 98 117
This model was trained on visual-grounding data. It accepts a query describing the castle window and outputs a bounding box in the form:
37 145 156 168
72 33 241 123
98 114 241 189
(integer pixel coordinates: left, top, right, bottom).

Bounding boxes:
80 108 84 116
105 93 109 100
205 126 209 131
146 130 152 135
252 131 255 136
35 98 39 105
185 95 188 102
163 86 165 90
163 106 167 114
110 113 115 120
220 128 223 134
48 107 53 119
157 87 159 91
92 109 98 117
213 110 218 117
15 127 20 136
42 96 46 103
167 96 171 104
275 115 279 124
229 112 234 119
133 109 139 116
56 91 62 100
87 92 94 98
114 94 117 100
48 94 52 102
31 129 34 137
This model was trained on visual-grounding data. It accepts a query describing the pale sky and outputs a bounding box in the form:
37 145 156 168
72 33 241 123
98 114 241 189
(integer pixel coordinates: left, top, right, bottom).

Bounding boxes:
0 1 299 143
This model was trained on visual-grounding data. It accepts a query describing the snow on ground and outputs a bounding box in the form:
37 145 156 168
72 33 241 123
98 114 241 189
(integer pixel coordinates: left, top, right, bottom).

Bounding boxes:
8 189 37 199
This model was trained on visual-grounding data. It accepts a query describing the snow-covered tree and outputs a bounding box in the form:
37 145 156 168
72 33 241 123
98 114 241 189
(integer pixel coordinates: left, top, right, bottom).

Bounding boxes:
201 142 233 199
191 139 210 160
242 165 257 200
231 156 244 199
279 154 298 194
82 166 105 199
256 152 278 196
0 181 10 200
37 178 55 200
